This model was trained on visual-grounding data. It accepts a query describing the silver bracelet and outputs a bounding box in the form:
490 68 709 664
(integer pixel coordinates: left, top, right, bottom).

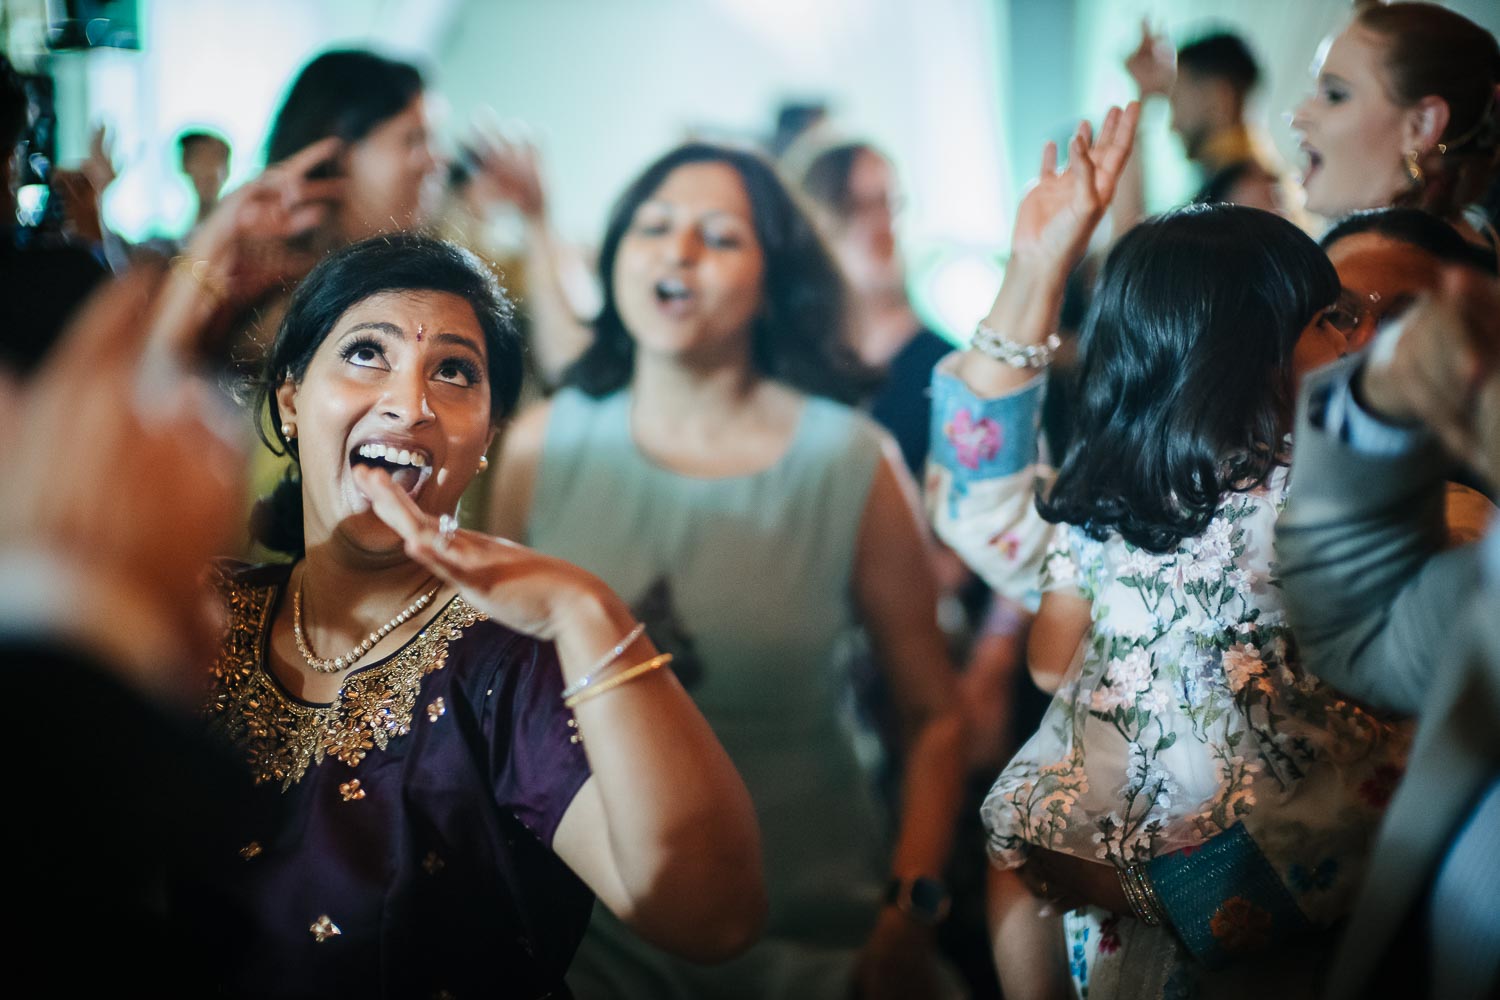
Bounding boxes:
560 623 647 701
972 323 1061 368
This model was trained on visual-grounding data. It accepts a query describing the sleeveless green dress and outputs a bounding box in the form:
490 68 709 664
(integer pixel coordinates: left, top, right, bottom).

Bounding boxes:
529 387 890 999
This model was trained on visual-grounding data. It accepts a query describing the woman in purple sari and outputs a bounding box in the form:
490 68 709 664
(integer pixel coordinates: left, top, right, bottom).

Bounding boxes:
185 233 764 998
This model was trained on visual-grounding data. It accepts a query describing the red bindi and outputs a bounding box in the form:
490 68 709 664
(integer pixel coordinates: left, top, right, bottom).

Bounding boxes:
416 323 425 343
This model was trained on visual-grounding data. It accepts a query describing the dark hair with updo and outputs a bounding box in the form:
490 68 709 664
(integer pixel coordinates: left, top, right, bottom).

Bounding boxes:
252 233 523 554
1356 2 1500 215
799 141 882 219
1039 204 1339 553
265 49 425 165
562 142 876 404
1321 206 1499 274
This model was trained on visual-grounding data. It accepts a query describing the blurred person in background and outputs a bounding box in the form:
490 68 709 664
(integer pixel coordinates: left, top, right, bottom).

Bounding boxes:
489 142 967 1000
1319 206 1498 353
1277 267 1500 1000
0 52 106 375
1292 2 1500 240
1116 25 1301 232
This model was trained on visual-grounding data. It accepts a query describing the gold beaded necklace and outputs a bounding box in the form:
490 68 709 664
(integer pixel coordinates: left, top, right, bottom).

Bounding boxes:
293 571 442 675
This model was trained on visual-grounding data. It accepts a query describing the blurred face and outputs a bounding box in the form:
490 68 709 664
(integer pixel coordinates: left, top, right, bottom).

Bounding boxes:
612 161 766 369
340 95 442 241
822 149 904 296
276 289 494 557
1168 70 1219 160
1292 299 1354 381
1324 232 1443 350
181 139 229 207
1291 23 1422 217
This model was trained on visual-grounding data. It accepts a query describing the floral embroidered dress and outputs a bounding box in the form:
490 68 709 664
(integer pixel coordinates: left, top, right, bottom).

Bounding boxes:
926 358 1410 998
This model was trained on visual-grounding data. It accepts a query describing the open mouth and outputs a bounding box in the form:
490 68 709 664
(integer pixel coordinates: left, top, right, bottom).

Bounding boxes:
654 277 693 305
350 440 433 496
1301 145 1323 183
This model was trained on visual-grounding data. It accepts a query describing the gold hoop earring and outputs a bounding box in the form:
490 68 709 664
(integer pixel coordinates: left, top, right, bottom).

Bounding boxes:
281 422 296 439
477 454 489 474
1403 148 1424 185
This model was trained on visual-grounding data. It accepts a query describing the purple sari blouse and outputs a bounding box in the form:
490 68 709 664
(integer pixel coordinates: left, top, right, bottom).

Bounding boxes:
191 563 594 999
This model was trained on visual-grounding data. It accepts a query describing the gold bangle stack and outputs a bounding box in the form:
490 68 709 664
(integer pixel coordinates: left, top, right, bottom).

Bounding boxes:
563 653 673 709
1118 863 1167 927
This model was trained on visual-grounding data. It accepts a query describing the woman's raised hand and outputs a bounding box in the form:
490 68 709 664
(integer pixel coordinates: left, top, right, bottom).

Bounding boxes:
353 464 623 643
462 128 548 223
1010 102 1141 271
180 136 347 310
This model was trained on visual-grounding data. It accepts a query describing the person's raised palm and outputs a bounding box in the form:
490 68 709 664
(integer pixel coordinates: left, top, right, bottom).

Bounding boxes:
1010 103 1140 270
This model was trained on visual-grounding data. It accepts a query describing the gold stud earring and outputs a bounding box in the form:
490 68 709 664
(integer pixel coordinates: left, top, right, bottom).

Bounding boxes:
281 422 296 439
1403 148 1424 185
476 454 489 474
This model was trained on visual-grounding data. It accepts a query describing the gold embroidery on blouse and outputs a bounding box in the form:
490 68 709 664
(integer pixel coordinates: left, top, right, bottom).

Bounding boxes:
207 572 485 790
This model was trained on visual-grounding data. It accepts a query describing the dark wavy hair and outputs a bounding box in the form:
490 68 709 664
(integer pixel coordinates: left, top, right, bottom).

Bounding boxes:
266 49 424 165
1320 206 1499 274
252 233 523 555
561 142 875 403
1038 204 1339 553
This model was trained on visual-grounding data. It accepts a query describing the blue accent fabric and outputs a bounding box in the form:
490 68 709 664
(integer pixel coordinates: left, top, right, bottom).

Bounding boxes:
928 368 1045 517
1147 823 1313 968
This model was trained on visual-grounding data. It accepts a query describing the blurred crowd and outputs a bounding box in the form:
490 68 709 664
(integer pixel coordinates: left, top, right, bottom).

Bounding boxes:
3 3 1499 998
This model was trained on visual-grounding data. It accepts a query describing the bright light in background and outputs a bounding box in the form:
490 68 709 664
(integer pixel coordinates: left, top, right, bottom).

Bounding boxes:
911 249 1004 344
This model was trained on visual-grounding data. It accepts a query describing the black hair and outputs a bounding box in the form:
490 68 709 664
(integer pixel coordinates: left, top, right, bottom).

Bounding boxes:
562 142 875 404
265 49 424 165
1038 204 1339 553
1320 207 1499 274
0 53 26 155
251 233 523 554
799 141 882 219
1177 31 1261 97
178 129 230 160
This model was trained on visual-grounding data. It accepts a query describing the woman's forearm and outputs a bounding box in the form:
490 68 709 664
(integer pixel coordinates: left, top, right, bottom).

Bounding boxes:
888 702 967 881
553 590 765 959
520 217 596 384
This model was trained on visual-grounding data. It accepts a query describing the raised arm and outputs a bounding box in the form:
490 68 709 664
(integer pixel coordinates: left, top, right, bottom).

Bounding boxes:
927 104 1139 604
463 134 597 383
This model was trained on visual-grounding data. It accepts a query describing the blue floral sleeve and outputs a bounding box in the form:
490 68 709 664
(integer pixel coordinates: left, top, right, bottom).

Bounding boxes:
925 356 1055 609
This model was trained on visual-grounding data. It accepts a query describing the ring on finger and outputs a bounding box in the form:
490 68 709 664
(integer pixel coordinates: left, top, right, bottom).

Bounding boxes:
437 513 459 550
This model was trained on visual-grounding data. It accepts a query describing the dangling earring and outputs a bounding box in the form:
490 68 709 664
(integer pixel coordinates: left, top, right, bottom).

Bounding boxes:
476 454 489 474
1403 148 1424 186
281 422 296 440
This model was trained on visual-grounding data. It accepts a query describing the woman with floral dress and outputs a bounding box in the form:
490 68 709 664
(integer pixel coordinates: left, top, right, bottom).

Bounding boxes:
927 105 1409 999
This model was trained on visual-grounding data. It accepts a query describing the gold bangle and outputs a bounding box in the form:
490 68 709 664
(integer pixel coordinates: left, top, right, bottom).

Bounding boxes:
170 254 228 305
563 653 672 709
